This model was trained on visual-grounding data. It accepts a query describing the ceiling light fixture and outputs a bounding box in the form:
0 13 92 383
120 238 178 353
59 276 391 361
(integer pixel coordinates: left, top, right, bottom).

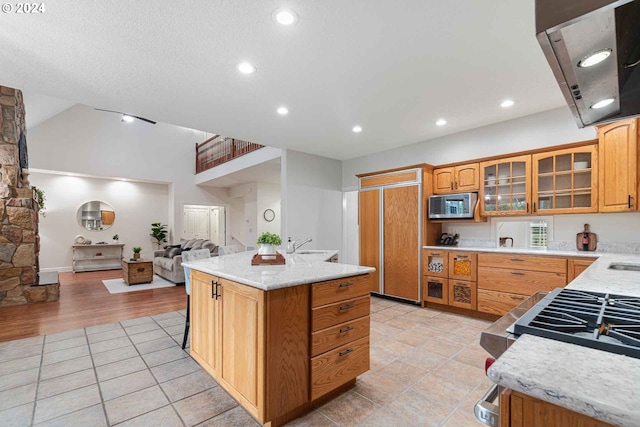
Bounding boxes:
237 62 257 74
277 107 289 115
352 126 362 133
578 49 612 68
590 98 615 109
435 119 447 126
501 99 515 108
273 8 298 26
121 114 134 123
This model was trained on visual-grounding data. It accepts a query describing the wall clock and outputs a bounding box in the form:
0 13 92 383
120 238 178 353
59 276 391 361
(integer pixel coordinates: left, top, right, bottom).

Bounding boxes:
263 209 275 222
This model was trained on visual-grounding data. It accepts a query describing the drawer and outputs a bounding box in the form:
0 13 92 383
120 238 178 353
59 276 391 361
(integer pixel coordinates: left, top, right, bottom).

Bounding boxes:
478 266 566 295
311 336 369 401
477 289 528 316
448 252 477 281
448 279 476 310
478 253 567 274
312 274 372 308
311 316 370 357
312 296 370 332
422 277 449 305
423 250 449 278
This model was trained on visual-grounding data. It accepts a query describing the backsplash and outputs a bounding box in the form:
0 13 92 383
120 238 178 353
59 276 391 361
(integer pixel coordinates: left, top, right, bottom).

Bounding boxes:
548 241 640 254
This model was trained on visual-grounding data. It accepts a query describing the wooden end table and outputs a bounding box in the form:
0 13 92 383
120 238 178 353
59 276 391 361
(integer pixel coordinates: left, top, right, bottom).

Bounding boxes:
122 259 153 285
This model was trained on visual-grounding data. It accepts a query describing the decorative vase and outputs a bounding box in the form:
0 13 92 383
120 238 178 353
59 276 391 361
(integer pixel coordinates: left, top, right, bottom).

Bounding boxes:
258 244 276 259
133 253 140 259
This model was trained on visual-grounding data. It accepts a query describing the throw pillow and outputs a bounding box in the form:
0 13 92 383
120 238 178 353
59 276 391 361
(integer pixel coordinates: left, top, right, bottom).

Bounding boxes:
201 241 216 253
182 239 197 250
190 239 205 250
163 247 183 258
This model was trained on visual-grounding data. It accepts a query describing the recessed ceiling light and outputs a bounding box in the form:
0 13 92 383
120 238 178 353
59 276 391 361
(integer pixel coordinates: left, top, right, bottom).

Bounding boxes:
237 62 257 74
590 98 615 109
435 119 447 126
273 8 298 26
352 126 362 133
501 99 515 108
277 107 289 115
578 49 612 68
121 114 134 123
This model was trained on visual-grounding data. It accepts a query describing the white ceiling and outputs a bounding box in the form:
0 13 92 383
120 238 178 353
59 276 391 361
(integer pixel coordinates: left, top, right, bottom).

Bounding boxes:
1 0 566 161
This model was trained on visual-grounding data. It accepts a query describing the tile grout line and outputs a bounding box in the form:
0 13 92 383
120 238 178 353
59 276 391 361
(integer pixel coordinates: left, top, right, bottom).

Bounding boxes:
28 336 44 427
87 324 114 427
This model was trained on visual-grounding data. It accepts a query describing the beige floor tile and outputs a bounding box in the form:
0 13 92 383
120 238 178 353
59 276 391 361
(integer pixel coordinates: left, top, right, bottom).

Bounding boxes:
369 346 397 371
399 347 448 371
141 346 189 368
37 369 96 400
85 322 122 335
42 345 90 366
453 345 490 369
172 387 237 427
283 409 337 426
120 316 154 327
104 385 169 425
374 338 414 357
159 370 218 403
124 322 161 335
370 298 396 308
39 356 93 381
434 359 486 388
86 329 127 344
91 345 138 367
0 402 33 427
378 307 410 319
34 403 107 427
372 322 403 338
134 337 177 354
416 338 464 359
394 328 436 347
384 316 418 331
441 408 486 427
370 311 394 323
458 383 492 415
43 336 88 354
0 355 41 377
319 390 379 427
0 367 39 393
375 360 428 387
33 384 101 424
44 329 85 344
99 369 158 401
356 406 416 427
352 371 407 405
411 373 475 408
95 356 147 382
386 389 454 427
115 405 183 427
150 357 200 383
197 405 261 427
387 302 419 313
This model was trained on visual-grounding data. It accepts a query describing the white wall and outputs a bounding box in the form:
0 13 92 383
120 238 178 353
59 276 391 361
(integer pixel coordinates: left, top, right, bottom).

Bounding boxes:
342 107 596 190
281 150 343 251
32 171 169 271
28 104 237 247
257 182 281 238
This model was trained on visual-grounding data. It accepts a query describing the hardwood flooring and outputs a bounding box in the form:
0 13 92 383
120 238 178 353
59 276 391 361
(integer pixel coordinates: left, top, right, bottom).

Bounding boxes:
0 270 186 343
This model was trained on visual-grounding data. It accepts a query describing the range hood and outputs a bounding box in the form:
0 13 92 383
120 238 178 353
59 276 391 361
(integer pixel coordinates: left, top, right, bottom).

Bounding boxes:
536 0 640 127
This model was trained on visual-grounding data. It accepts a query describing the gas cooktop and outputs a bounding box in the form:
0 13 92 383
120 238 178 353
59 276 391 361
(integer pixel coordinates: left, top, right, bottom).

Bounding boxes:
513 288 640 359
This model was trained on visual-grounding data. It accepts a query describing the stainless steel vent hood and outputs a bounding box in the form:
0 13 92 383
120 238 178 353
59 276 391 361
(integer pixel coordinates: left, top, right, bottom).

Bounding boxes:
536 0 640 127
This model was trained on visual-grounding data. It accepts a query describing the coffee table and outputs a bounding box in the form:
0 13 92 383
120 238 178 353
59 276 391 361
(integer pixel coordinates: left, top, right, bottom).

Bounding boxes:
122 259 153 285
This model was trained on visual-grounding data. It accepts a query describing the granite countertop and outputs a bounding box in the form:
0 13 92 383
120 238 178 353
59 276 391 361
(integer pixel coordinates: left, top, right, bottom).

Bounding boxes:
422 245 600 258
182 250 375 291
488 252 640 426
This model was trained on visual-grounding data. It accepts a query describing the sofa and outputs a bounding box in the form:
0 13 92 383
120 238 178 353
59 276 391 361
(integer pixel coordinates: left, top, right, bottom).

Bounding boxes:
153 238 218 283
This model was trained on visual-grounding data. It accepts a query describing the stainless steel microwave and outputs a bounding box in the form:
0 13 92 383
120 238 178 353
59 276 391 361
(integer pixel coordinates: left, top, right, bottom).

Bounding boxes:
428 192 478 219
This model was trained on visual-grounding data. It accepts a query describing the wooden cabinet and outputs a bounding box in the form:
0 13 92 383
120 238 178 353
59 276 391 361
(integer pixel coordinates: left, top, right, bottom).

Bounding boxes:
598 119 638 212
122 260 152 285
448 279 476 310
477 253 567 316
422 250 477 310
359 190 380 293
480 155 531 216
72 244 124 272
424 249 448 278
191 271 220 375
449 252 477 281
423 276 449 305
532 145 598 214
567 257 596 282
500 389 613 427
433 163 479 194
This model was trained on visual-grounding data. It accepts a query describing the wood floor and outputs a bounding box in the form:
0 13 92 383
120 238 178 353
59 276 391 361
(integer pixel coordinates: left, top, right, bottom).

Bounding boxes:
0 270 186 343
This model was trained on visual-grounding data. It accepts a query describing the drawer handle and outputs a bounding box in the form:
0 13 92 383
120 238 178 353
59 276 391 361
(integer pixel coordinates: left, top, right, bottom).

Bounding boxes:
511 272 525 276
339 348 353 357
510 258 524 262
339 326 354 334
339 304 355 312
137 268 145 272
339 282 353 288
431 253 441 256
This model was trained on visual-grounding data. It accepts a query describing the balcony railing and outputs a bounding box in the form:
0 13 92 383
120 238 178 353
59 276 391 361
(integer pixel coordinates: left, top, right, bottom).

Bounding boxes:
195 135 264 174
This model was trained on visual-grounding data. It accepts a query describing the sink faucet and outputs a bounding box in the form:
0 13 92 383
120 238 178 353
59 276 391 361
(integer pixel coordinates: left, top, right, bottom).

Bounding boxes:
293 237 312 252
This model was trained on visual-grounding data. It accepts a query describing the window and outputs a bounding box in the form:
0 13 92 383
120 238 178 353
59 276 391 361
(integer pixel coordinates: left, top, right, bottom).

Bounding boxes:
529 221 548 248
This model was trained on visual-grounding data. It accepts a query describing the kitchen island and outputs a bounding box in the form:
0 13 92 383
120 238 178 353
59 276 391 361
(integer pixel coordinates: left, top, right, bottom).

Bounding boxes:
182 250 375 427
487 253 640 427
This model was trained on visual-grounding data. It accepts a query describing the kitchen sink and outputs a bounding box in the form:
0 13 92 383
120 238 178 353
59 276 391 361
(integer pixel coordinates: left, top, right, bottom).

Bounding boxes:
608 262 640 272
295 250 329 255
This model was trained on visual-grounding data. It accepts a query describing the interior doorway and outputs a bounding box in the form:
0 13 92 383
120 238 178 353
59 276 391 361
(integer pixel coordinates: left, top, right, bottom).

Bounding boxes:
183 204 226 246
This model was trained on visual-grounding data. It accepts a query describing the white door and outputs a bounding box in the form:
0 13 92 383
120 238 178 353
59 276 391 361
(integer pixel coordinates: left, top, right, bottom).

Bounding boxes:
183 207 210 239
210 207 226 246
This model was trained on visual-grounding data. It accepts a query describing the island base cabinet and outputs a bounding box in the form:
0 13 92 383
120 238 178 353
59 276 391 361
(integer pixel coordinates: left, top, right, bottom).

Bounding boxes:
500 389 613 427
190 272 219 375
311 336 370 400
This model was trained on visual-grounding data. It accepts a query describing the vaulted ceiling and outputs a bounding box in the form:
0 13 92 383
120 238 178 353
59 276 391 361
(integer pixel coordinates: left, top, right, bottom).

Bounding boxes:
1 0 566 161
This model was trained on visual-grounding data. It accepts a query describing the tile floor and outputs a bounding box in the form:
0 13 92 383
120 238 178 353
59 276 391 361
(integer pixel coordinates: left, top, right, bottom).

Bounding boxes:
0 296 492 426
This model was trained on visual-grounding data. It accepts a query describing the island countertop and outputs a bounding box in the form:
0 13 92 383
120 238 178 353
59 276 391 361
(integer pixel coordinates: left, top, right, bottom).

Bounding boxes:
182 250 375 291
488 252 640 426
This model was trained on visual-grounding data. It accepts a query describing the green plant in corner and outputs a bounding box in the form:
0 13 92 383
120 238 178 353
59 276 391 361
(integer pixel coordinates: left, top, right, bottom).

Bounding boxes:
32 186 46 217
150 222 168 249
256 232 282 246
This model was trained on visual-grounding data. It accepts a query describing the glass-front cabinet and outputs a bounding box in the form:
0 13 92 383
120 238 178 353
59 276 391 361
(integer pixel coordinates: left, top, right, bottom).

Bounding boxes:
480 155 531 216
423 277 449 305
532 145 598 214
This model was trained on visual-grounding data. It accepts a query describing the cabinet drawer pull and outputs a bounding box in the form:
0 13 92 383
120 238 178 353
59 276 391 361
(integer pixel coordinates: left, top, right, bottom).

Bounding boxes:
339 348 353 357
629 195 633 209
511 272 525 276
339 282 353 288
339 326 354 334
430 253 441 256
215 282 221 300
339 304 355 311
510 258 524 262
211 280 216 299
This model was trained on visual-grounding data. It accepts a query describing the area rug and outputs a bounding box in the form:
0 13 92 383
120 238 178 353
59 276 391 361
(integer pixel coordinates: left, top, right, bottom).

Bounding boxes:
102 275 177 294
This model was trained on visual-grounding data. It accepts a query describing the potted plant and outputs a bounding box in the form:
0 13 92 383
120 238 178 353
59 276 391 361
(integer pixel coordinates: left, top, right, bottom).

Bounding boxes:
32 186 46 217
132 247 142 259
150 223 168 249
256 232 282 257
112 234 119 244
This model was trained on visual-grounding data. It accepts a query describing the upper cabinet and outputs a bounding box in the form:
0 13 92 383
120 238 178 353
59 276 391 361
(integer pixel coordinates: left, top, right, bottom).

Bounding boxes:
598 119 638 212
433 163 479 194
532 145 598 214
480 155 531 216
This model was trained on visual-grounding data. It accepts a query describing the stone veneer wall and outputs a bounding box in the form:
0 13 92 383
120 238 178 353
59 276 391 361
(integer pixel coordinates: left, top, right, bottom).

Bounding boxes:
0 86 58 305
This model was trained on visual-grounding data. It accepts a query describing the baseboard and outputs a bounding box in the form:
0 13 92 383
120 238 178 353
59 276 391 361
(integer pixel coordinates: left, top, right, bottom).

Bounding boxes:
40 266 73 273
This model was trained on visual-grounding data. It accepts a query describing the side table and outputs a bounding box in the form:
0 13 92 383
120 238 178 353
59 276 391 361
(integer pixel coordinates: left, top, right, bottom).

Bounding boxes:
122 259 153 285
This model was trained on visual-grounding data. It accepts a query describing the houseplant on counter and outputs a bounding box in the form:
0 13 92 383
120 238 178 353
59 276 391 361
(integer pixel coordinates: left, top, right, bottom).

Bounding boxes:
132 247 142 260
256 232 282 257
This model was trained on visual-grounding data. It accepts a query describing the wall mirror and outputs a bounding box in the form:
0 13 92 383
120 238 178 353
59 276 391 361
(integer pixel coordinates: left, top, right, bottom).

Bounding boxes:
77 201 116 231
492 217 553 250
